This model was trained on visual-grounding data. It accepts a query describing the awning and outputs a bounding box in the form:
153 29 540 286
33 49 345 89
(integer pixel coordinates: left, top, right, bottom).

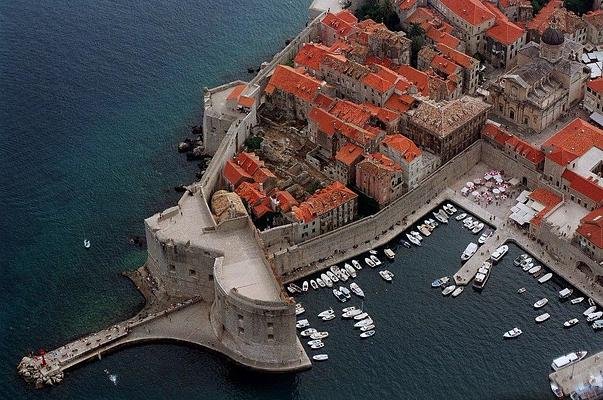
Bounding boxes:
590 112 603 127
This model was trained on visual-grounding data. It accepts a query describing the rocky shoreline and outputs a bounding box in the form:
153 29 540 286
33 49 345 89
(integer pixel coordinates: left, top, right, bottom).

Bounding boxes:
175 125 212 192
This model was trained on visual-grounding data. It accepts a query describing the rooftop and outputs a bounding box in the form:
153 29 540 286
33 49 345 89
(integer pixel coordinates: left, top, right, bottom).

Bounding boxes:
527 0 585 34
577 207 603 248
528 187 562 225
294 42 332 71
543 118 603 165
440 0 495 26
588 77 603 93
265 65 327 103
335 142 365 166
292 181 357 223
410 96 490 136
380 134 422 162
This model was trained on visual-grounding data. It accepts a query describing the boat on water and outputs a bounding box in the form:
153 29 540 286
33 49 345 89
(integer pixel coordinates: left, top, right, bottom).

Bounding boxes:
442 285 456 296
445 203 457 214
354 318 374 328
365 257 376 268
350 282 365 298
406 234 421 246
287 285 298 294
360 330 375 338
345 263 357 278
522 262 534 272
438 209 449 222
339 270 349 282
503 327 522 339
370 255 382 266
587 311 603 322
451 287 464 297
528 265 541 275
296 320 310 329
318 308 334 318
435 214 447 224
513 254 528 266
310 342 324 349
472 261 492 291
570 297 584 304
300 328 316 336
558 288 573 299
563 318 579 328
418 225 431 236
353 312 369 321
83 239 91 249
455 213 467 221
463 217 474 228
310 331 329 340
551 351 588 371
401 240 411 248
490 245 509 262
384 248 395 260
369 250 378 255
295 307 305 316
327 271 339 283
302 281 308 292
517 287 527 294
431 276 450 288
310 280 318 290
471 222 485 234
322 314 335 321
342 306 357 313
410 231 423 241
478 229 493 244
332 289 347 302
379 270 394 282
538 272 553 284
589 298 596 306
342 309 363 318
339 286 351 299
461 242 478 261
329 265 339 274
307 339 322 346
312 354 328 361
534 298 549 309
318 274 327 287
535 313 550 323
360 324 375 332
593 320 603 330
352 260 362 270
584 305 597 316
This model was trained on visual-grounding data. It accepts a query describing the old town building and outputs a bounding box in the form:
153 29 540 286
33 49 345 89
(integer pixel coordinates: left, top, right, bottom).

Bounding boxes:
575 207 603 261
583 10 603 44
483 1 527 70
334 143 365 185
356 153 405 206
482 122 545 171
526 0 587 44
584 77 603 115
496 0 533 23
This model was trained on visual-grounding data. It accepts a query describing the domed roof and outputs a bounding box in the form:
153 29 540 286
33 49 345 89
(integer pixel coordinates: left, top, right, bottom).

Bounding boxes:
542 26 564 46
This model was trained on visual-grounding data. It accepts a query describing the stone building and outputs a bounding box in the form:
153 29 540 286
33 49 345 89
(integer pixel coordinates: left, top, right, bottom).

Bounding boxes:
334 143 365 185
355 153 405 207
496 0 533 23
483 1 527 70
575 207 603 261
583 10 603 44
290 181 358 240
488 25 587 133
526 0 587 44
404 7 463 51
481 122 545 171
406 95 490 161
417 47 463 99
584 77 603 114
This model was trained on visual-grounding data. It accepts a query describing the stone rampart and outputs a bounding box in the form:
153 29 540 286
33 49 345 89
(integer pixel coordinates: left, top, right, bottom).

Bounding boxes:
480 141 542 188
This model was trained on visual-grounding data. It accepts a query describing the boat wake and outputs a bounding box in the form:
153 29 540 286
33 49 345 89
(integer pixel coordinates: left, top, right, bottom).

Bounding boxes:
104 369 118 386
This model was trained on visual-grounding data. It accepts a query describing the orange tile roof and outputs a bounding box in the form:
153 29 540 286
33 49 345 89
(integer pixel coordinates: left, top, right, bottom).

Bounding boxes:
577 207 603 248
588 77 603 94
406 7 453 34
273 190 298 213
527 0 561 33
361 102 400 123
431 54 461 76
335 10 358 24
562 169 603 204
321 12 356 37
584 10 603 29
313 93 335 109
543 118 603 165
362 72 393 93
223 159 253 188
398 0 417 10
381 134 422 162
292 181 357 223
440 0 495 26
335 143 365 166
235 182 272 218
364 152 402 172
384 93 415 113
223 152 275 189
329 100 372 126
366 55 395 69
397 65 430 96
436 43 476 69
294 42 332 71
238 95 255 108
426 26 461 49
483 122 513 144
482 123 544 165
308 107 380 147
529 188 562 225
226 84 246 101
484 4 525 46
265 65 325 103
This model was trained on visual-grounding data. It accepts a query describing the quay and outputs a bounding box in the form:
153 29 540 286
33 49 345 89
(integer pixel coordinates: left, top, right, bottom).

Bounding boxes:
549 351 603 399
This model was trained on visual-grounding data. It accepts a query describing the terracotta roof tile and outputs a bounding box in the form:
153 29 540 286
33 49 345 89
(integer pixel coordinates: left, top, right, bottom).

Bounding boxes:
398 0 417 10
381 134 422 162
294 42 332 71
543 118 603 165
440 0 495 26
265 65 326 103
577 207 603 248
562 169 603 204
528 188 562 225
335 143 365 166
397 65 430 95
588 77 603 94
436 43 477 69
292 181 357 223
321 12 356 37
426 26 461 49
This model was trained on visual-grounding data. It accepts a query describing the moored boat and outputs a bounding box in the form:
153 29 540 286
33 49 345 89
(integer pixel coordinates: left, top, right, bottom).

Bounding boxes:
563 318 579 328
379 270 394 282
431 276 450 288
442 285 456 296
587 311 603 322
522 262 534 272
353 312 369 321
351 260 362 270
312 354 328 361
528 265 541 275
503 327 522 339
326 271 338 283
300 328 316 336
517 287 527 294
558 288 573 299
471 222 484 234
455 212 467 221
490 245 509 262
538 272 553 284
332 289 347 302
461 242 478 261
570 297 584 304
478 229 493 244
520 257 533 268
370 255 382 266
310 331 328 340
418 225 431 236
410 231 423 241
339 286 351 299
360 324 375 332
384 248 395 259
451 287 464 297
365 257 376 268
350 282 365 298
472 261 492 291
318 308 334 318
345 263 357 278
584 305 597 316
406 234 421 246
551 351 588 371
354 318 374 328
310 280 318 290
534 298 549 309
514 254 528 266
360 330 375 338
535 313 550 323
342 309 363 318
342 306 356 313
296 320 310 329
322 314 335 321
593 320 603 330
310 342 324 349
302 281 308 292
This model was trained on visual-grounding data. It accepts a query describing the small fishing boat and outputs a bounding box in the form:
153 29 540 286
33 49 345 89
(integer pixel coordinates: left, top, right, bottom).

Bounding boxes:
360 330 375 338
310 280 318 290
312 354 328 361
322 314 336 321
353 312 369 321
287 285 298 294
310 331 329 340
342 306 357 313
410 231 423 241
352 260 362 270
339 286 351 299
455 213 467 221
365 257 376 268
535 313 550 323
296 320 310 329
379 270 394 282
431 276 450 288
570 297 584 304
503 327 522 339
435 214 447 224
528 265 541 275
593 320 603 330
332 289 347 302
446 203 457 214
478 229 493 244
295 307 305 315
438 209 449 222
558 288 573 299
490 245 509 262
406 234 421 246
369 250 378 255
318 274 328 287
551 351 588 371
517 287 527 294
83 239 91 249
310 342 324 349
360 324 375 332
513 254 528 266
354 318 374 328
587 311 603 322
329 265 339 274
584 305 597 316
563 318 579 328
451 287 464 297
307 339 323 346
318 308 334 318
418 225 431 237
461 242 478 261
589 298 596 306
538 272 553 284
384 248 395 260
344 263 357 278
471 222 484 234
302 281 308 292
472 261 492 291
342 309 363 318
534 298 549 308
522 262 534 272
327 271 339 283
300 328 316 336
370 255 382 266
339 269 349 282
350 282 365 298
442 285 456 296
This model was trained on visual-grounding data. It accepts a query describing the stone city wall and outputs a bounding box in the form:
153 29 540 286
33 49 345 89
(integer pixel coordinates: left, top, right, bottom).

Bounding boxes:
480 141 542 188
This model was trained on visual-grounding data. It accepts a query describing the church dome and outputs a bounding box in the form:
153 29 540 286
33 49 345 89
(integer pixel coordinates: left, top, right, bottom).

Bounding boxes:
542 26 564 46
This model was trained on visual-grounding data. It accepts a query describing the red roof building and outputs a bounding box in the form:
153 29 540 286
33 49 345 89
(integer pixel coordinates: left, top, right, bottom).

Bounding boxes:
235 182 272 219
576 207 603 260
265 65 325 103
356 153 404 206
439 0 495 26
223 152 277 192
528 188 562 226
482 123 545 169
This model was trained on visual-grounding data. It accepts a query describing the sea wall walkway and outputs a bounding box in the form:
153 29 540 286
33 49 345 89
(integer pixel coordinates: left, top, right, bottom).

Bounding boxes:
549 351 603 398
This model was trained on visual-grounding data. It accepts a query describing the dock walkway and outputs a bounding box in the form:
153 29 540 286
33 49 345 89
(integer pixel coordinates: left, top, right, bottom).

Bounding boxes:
549 351 603 399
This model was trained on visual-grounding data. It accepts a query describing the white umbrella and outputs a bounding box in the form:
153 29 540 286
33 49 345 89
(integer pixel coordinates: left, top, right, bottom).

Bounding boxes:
472 191 480 197
493 188 500 195
466 181 475 188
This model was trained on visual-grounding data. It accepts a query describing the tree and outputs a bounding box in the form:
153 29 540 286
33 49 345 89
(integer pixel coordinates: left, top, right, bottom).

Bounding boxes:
245 136 263 151
565 0 594 15
406 23 426 68
356 0 401 30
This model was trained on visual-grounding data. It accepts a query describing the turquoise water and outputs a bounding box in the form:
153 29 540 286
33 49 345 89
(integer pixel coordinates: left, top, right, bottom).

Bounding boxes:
1 1 600 399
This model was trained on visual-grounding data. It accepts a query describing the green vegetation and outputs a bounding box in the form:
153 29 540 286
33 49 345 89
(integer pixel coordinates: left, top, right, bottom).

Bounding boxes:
406 23 426 68
356 0 401 31
565 0 593 15
531 0 548 15
245 136 263 150
305 180 322 195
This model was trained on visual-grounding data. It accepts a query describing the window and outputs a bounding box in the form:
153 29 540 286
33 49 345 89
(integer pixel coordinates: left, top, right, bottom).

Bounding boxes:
238 327 244 335
208 274 214 281
268 333 274 341
267 322 273 328
189 269 197 277
169 264 176 272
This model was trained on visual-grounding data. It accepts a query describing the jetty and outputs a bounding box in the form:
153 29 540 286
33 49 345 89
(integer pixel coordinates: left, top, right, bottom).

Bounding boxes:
549 351 603 399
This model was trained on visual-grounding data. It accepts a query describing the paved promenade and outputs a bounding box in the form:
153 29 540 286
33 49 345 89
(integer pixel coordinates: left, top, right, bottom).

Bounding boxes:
549 351 603 399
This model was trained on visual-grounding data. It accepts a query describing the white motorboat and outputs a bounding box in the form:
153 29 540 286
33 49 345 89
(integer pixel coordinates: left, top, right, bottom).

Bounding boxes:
535 313 550 323
353 312 369 321
83 239 91 249
329 265 339 274
365 257 376 268
332 289 347 302
406 234 421 246
584 305 597 316
287 285 298 294
471 222 484 234
445 203 457 214
300 328 316 336
310 342 324 349
384 248 395 260
290 283 302 292
350 282 365 298
302 281 308 292
490 245 509 262
379 270 393 282
322 314 336 321
455 213 467 221
461 242 478 261
339 269 349 282
360 324 375 332
428 218 438 228
438 209 449 222
563 318 579 328
517 287 527 294
435 214 447 224
354 318 374 328
463 217 474 228
296 320 310 329
570 297 584 304
431 276 450 288
310 331 329 340
503 327 522 339
312 354 328 361
478 229 493 244
418 225 431 237
528 265 541 275
344 263 357 278
587 311 603 322
558 288 573 299
339 286 351 298
318 276 327 287
534 298 549 309
327 271 339 283
593 320 603 330
522 262 534 272
520 257 533 268
295 307 305 315
589 298 596 306
310 280 318 290
342 306 357 313
442 285 456 296
538 272 553 284
513 254 528 266
442 204 451 214
424 220 435 230
472 262 492 291
352 260 362 270
318 308 334 318
360 330 375 338
307 339 323 346
342 309 363 318
451 287 464 297
551 351 588 371
410 231 423 241
370 255 382 266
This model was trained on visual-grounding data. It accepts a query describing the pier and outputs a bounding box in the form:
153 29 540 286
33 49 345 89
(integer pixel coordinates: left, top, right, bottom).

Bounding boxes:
549 351 603 399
